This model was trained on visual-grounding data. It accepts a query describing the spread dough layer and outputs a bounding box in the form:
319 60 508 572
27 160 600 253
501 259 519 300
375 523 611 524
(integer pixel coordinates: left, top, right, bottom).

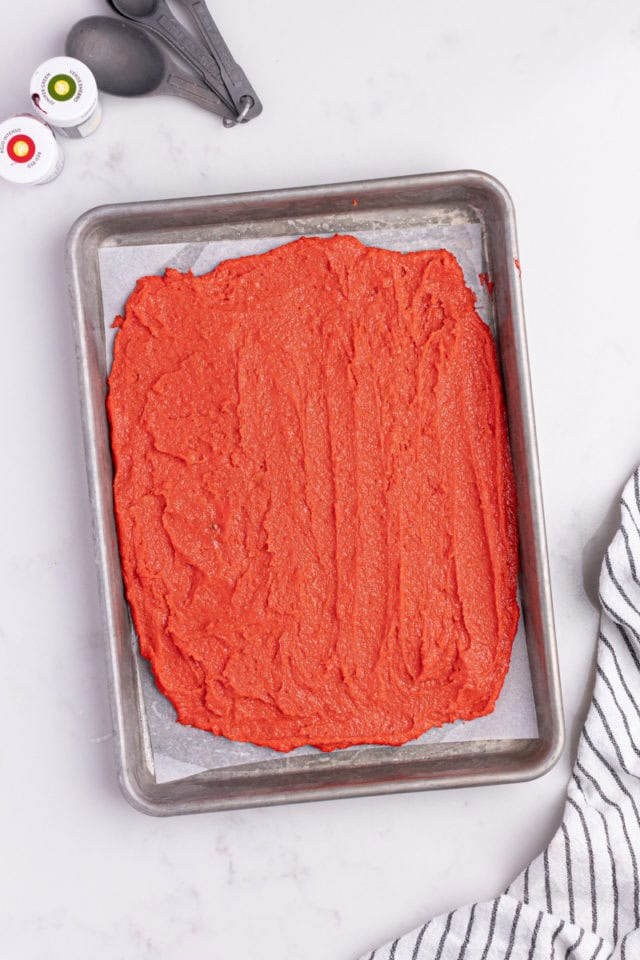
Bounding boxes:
107 236 520 752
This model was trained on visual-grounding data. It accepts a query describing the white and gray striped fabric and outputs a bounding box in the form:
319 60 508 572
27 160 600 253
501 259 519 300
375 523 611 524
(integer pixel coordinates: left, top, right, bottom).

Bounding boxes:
361 468 640 960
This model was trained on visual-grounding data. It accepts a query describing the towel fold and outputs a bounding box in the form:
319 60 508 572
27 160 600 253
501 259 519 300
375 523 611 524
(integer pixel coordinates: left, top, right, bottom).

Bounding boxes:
361 468 640 960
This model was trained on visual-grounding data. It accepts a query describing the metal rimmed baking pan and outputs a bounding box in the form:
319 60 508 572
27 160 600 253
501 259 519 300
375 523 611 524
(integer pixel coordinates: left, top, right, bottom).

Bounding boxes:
67 171 564 815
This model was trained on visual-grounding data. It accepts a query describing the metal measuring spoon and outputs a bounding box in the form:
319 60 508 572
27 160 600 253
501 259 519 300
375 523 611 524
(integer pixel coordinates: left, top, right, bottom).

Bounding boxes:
107 0 235 114
65 17 237 123
171 0 262 121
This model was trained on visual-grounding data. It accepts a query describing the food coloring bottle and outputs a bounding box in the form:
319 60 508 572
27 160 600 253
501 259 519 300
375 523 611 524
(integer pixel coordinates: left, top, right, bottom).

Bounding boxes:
0 114 64 186
30 56 102 138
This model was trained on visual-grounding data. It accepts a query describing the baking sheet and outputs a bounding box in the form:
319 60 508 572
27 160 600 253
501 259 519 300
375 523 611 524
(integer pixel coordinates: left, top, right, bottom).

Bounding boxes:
99 223 538 784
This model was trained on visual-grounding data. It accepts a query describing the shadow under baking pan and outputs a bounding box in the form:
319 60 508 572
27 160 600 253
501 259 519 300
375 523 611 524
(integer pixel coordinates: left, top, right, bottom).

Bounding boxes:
67 171 563 815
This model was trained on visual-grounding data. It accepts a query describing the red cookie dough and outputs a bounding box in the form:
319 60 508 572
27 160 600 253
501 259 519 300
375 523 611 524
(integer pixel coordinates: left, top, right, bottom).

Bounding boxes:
107 235 519 752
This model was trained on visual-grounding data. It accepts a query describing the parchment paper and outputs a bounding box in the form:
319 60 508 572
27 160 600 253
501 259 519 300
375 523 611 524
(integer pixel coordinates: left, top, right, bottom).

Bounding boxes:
99 224 538 784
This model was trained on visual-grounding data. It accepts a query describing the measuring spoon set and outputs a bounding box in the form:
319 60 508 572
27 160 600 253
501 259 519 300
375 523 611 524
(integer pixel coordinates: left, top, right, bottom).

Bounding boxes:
67 0 261 126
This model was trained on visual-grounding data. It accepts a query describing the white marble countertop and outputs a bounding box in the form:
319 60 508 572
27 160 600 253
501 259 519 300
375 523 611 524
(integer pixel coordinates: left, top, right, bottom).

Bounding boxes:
3 1 640 957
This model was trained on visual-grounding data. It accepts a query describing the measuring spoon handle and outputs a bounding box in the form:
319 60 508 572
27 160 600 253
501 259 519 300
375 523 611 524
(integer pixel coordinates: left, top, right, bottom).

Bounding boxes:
178 0 262 119
163 71 236 121
137 5 234 111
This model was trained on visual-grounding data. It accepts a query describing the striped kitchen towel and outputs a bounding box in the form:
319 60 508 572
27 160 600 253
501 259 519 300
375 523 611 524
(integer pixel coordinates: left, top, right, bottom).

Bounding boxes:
361 468 640 960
